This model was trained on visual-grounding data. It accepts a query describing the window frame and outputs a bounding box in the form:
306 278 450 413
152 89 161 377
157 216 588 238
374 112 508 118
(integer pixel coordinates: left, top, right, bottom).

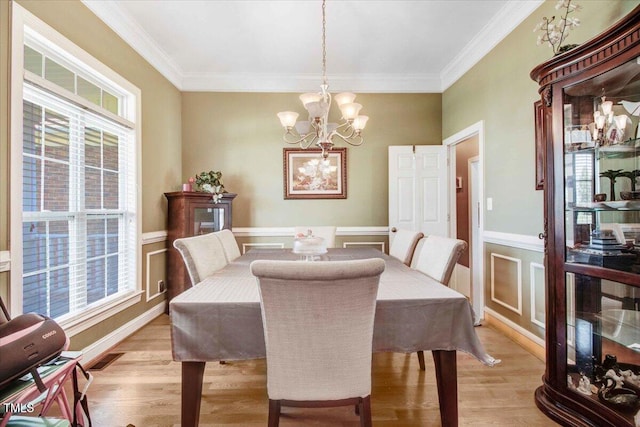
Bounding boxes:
10 4 142 336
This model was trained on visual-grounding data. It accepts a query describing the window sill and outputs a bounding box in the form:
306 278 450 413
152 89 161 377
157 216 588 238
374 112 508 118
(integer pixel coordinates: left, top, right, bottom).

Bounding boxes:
59 290 144 337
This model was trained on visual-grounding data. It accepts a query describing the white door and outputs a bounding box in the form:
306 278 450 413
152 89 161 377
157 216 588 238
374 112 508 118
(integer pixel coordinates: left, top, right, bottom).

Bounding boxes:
388 145 449 246
470 157 483 321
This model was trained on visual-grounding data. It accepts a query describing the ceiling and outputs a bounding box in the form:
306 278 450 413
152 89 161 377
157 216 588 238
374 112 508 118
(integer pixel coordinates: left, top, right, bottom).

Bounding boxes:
82 0 544 93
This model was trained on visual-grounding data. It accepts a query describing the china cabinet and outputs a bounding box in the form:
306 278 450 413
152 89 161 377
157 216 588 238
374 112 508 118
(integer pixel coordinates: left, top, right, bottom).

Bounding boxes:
164 191 236 303
530 6 640 426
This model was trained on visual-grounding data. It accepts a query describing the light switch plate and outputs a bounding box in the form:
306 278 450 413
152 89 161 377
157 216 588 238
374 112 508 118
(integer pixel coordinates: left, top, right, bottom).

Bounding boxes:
487 198 493 211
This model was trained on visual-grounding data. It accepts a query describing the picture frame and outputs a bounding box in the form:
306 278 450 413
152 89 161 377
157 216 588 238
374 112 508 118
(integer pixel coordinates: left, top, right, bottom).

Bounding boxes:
283 147 347 199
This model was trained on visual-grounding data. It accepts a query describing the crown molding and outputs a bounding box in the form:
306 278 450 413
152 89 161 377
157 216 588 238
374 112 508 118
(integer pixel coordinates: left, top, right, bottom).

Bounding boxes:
81 0 183 89
441 0 544 90
83 0 542 93
180 72 442 93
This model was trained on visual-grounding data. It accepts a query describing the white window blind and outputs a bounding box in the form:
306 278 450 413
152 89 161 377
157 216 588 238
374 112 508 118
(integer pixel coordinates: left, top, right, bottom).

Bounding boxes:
574 152 594 225
22 81 136 321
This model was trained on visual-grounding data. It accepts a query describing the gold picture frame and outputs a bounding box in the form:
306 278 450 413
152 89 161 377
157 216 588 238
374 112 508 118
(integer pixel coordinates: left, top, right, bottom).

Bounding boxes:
283 148 347 199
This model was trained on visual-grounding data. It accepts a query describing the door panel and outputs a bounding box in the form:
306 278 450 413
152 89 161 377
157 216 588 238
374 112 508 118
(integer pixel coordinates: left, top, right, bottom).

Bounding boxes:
398 177 415 223
415 146 448 236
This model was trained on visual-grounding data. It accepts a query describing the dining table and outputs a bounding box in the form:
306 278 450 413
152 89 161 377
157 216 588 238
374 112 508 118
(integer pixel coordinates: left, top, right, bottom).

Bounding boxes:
169 247 498 427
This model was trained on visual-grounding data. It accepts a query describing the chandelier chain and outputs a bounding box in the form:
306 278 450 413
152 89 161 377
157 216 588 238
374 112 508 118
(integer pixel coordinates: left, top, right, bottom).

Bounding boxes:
322 0 327 87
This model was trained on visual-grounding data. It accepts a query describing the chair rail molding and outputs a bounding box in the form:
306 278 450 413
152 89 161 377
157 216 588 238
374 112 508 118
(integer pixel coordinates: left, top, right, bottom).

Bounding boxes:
483 230 544 252
142 230 168 245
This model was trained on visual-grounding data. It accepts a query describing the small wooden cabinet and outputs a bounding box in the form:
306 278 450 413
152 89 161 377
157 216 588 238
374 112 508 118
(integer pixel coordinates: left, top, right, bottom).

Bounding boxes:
164 191 237 303
531 6 640 427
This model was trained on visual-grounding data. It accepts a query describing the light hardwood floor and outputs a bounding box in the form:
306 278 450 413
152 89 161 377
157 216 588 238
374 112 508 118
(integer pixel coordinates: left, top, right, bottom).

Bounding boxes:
79 314 558 426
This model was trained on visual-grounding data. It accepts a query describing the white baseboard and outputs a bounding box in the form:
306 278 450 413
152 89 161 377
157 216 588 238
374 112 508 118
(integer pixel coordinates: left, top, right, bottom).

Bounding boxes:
484 307 545 361
79 301 166 365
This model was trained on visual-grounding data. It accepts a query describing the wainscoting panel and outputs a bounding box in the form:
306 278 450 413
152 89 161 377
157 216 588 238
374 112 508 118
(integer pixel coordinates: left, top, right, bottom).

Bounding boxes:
146 248 167 302
530 262 545 328
490 252 522 315
342 241 385 252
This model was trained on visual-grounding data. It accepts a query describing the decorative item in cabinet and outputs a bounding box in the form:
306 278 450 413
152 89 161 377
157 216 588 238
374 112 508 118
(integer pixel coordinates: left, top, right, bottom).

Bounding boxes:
531 5 640 427
164 191 237 305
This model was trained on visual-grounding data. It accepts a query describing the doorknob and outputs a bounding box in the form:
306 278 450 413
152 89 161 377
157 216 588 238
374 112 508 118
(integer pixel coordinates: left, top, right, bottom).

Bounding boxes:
391 227 397 232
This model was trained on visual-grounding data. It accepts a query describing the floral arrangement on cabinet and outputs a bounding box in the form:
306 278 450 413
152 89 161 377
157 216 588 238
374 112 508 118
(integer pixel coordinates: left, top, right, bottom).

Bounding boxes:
194 170 225 203
534 0 581 55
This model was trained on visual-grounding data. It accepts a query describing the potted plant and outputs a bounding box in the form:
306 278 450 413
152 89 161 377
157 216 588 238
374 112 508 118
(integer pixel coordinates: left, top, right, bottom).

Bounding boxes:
194 170 225 203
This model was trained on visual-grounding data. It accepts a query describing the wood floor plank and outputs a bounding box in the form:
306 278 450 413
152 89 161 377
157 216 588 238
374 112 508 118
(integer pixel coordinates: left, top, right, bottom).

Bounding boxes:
66 314 558 426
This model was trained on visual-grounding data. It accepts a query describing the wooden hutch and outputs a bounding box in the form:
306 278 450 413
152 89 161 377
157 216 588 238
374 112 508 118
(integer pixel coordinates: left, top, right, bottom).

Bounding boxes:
164 191 236 304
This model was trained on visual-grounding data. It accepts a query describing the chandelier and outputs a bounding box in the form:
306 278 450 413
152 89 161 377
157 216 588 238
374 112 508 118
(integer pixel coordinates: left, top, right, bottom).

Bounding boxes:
277 0 368 159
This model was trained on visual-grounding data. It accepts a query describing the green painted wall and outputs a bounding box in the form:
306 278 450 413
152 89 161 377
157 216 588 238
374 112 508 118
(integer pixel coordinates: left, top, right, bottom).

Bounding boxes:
0 0 181 350
181 92 442 227
443 0 638 236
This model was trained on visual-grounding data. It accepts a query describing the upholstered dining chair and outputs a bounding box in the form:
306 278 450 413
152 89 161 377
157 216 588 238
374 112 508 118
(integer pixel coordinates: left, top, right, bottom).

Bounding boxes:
293 226 337 248
251 258 385 427
389 229 424 266
173 232 228 286
410 235 468 370
214 229 241 262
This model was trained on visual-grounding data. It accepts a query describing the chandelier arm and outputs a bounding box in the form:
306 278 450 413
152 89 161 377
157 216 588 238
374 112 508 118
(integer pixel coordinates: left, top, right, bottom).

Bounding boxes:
330 131 364 147
334 125 357 139
300 134 319 149
283 131 315 146
333 121 350 130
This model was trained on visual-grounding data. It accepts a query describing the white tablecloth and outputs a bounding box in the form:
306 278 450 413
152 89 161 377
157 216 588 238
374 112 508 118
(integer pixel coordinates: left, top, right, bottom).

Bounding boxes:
170 248 497 366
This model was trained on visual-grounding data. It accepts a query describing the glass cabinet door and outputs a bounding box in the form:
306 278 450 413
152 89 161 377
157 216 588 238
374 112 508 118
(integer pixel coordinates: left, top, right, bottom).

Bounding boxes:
193 206 226 235
563 55 640 419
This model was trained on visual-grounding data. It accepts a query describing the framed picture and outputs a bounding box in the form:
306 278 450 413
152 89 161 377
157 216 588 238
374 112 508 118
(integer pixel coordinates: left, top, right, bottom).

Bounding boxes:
283 148 347 199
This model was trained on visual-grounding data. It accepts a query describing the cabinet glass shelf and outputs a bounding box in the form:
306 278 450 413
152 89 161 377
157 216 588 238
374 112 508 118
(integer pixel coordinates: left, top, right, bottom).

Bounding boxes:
570 201 640 211
565 138 640 159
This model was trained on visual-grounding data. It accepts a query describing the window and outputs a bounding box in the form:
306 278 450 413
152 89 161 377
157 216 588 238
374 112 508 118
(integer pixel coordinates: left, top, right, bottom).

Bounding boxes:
570 151 595 225
11 6 141 329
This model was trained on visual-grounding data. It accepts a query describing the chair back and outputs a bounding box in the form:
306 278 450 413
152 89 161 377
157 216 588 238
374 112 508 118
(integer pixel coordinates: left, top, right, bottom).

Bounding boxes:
251 258 385 401
411 235 467 285
294 226 337 248
214 229 241 262
173 232 228 286
389 229 424 266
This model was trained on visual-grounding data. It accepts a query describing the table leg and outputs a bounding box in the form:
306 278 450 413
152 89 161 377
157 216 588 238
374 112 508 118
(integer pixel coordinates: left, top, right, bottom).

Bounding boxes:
182 361 206 427
432 350 458 427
